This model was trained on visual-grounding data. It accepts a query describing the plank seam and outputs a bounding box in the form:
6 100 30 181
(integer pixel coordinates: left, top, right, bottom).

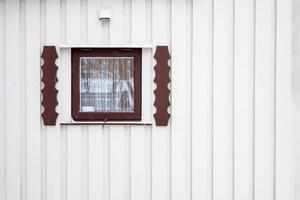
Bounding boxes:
274 0 278 199
2 1 7 199
232 0 235 198
211 0 215 199
253 0 256 199
20 1 27 200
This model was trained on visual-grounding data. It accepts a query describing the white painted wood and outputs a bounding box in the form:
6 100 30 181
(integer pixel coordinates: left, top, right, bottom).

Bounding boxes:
40 1 47 198
80 4 89 200
20 2 27 200
67 126 82 200
130 2 152 199
99 1 131 200
103 126 110 200
102 0 124 45
81 0 88 44
59 43 154 49
0 1 297 200
151 1 171 200
61 126 67 200
171 1 188 200
123 0 131 44
213 0 234 199
44 1 62 200
233 0 254 200
65 2 83 200
254 0 276 199
185 1 192 199
5 1 21 200
142 48 153 122
276 0 294 199
0 1 5 200
292 5 300 198
66 0 81 44
87 0 101 44
25 0 41 200
191 0 213 200
89 126 104 200
109 126 130 200
87 1 107 199
59 48 71 121
131 126 148 200
294 103 300 200
131 0 146 43
60 44 153 48
81 126 89 200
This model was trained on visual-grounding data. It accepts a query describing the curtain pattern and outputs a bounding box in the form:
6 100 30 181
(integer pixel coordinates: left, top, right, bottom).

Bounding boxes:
80 57 134 112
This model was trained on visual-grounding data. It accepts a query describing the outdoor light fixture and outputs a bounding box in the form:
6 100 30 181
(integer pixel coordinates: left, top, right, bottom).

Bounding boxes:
98 8 112 22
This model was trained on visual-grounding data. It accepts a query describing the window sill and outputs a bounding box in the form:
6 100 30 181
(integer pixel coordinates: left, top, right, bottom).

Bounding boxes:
60 121 153 126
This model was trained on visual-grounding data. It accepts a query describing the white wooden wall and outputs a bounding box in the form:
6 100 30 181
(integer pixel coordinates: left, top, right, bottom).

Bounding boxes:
0 0 295 200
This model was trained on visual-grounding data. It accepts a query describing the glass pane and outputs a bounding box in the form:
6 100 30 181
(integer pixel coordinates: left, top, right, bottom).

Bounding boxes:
80 57 134 113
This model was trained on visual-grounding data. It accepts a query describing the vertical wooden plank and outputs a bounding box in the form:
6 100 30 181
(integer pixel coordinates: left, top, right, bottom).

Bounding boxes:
130 120 152 200
81 0 88 43
25 0 41 200
66 0 81 44
131 0 146 43
292 2 300 195
123 0 131 43
293 105 300 200
171 0 188 200
130 126 147 200
191 0 213 200
185 0 192 199
109 126 129 200
130 1 152 199
213 0 234 199
275 0 294 199
65 1 82 200
145 0 152 44
87 0 101 44
0 0 5 200
40 1 47 199
89 126 104 200
152 1 171 200
20 1 26 199
130 50 152 200
86 0 105 199
59 48 71 122
44 1 61 200
80 4 89 200
81 126 89 200
234 0 254 200
58 47 71 199
5 1 21 200
102 0 124 44
61 126 67 200
131 0 152 122
100 1 130 200
67 126 82 200
56 6 66 188
103 126 110 200
45 0 61 44
254 0 275 199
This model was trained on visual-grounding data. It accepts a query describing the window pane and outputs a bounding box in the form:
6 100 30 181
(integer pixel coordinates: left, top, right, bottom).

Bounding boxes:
80 57 134 113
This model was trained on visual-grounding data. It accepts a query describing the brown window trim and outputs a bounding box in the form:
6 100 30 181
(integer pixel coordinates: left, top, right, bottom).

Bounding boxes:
71 48 142 121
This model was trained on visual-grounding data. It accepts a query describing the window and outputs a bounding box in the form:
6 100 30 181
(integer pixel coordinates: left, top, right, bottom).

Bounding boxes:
72 48 142 121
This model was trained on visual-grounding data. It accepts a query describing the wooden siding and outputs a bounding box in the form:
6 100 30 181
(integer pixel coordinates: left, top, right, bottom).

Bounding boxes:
0 0 295 200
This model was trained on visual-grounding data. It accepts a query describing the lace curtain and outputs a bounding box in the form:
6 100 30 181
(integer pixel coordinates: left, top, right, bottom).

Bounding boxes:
80 57 134 112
